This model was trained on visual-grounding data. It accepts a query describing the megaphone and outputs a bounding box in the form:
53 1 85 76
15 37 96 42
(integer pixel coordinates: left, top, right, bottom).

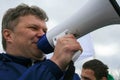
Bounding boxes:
37 0 120 54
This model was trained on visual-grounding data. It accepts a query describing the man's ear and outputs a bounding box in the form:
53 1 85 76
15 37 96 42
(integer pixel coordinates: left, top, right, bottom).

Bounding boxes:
3 29 14 43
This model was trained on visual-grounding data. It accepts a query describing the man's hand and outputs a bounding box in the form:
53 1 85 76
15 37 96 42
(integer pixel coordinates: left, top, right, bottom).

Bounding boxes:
50 34 83 70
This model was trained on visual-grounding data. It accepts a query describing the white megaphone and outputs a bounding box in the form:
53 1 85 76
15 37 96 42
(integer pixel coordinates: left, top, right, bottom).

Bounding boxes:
37 0 120 54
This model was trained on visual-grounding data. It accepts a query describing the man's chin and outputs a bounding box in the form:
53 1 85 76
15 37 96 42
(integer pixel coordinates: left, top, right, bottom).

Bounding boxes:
34 53 46 60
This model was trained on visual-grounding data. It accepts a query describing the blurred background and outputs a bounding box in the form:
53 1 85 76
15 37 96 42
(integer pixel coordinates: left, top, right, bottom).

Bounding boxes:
0 0 120 79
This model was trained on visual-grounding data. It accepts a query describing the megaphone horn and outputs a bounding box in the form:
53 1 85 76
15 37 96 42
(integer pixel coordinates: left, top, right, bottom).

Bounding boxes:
37 0 120 54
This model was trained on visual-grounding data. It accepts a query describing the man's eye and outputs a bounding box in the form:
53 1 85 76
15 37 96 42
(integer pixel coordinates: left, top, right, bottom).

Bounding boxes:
29 27 37 30
32 27 37 30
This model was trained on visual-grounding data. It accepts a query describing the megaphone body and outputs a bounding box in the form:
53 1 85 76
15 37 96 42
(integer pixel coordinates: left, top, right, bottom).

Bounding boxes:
37 0 120 54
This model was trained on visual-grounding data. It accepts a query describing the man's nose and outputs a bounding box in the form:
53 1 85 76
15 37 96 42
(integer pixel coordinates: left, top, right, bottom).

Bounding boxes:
37 30 45 37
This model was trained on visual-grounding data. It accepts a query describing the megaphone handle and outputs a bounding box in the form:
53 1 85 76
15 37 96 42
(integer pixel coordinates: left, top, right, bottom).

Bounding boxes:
53 29 81 62
72 50 81 62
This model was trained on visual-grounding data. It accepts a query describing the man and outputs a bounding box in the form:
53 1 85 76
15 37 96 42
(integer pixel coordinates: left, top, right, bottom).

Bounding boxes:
81 59 114 80
0 3 82 80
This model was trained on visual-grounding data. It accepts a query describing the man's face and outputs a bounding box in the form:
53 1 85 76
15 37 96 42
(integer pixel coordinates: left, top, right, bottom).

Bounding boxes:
6 15 47 60
81 68 96 80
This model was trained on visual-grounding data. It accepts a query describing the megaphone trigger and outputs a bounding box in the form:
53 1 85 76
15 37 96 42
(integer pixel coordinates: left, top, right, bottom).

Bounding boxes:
72 50 82 62
53 29 70 46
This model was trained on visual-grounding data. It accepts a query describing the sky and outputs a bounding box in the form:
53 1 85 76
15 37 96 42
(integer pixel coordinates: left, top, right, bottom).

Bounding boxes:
0 0 120 76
